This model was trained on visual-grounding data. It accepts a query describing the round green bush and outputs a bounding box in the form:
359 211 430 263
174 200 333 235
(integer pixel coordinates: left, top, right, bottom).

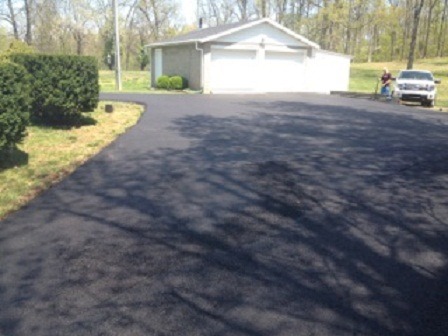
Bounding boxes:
169 76 188 90
0 62 31 152
157 75 171 90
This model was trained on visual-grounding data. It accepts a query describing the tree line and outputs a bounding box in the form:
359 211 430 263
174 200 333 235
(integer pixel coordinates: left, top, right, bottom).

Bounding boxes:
0 0 180 70
1 0 447 70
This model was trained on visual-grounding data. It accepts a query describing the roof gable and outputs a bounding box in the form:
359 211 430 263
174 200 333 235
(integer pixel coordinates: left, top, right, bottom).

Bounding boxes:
147 18 320 49
215 22 307 47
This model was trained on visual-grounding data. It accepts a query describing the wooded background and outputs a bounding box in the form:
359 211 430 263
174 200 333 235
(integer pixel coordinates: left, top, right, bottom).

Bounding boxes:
1 0 447 70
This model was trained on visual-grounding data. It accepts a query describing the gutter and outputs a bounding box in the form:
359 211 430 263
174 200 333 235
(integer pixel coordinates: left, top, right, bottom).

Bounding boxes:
146 39 200 48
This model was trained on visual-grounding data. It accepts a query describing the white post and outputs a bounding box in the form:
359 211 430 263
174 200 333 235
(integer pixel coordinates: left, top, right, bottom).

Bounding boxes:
113 0 122 91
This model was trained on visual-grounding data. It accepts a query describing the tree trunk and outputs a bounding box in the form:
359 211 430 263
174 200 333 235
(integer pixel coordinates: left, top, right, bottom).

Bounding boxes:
401 1 412 60
261 0 267 18
320 0 329 49
344 0 353 55
24 0 32 45
407 0 425 70
238 0 248 21
368 26 377 63
74 31 83 55
390 30 396 61
277 0 288 25
423 0 437 58
7 0 19 40
139 31 146 71
149 0 160 40
437 0 448 56
125 21 134 71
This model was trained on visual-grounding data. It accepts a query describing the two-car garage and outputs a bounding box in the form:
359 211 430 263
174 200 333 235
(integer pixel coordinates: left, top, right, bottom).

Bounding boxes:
149 18 351 94
209 48 306 93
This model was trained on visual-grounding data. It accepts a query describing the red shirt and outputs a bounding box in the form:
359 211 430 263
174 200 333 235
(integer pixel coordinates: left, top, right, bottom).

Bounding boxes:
381 73 392 87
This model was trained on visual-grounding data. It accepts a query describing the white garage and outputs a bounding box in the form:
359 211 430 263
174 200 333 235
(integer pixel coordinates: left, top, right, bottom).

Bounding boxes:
263 51 306 92
210 49 257 92
148 18 351 94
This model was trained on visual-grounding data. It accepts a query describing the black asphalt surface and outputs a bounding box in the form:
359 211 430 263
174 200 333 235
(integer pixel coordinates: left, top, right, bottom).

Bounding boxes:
1 93 448 336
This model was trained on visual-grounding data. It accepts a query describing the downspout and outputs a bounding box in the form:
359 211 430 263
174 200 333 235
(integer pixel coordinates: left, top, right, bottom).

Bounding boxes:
195 41 204 93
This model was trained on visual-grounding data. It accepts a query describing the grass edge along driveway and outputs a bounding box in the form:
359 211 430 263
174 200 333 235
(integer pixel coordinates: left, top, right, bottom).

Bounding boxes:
0 102 144 220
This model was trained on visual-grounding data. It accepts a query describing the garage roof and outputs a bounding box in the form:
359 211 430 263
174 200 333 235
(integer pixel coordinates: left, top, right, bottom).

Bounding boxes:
147 18 320 49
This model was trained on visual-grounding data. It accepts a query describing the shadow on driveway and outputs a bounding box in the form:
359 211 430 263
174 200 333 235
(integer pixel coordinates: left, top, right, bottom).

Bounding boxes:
1 95 448 335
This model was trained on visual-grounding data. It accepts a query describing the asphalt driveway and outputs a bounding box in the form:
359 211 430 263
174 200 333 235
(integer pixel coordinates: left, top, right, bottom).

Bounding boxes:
1 93 448 336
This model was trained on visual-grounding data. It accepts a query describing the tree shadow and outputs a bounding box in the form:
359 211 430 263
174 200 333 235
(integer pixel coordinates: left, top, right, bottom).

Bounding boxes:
0 147 29 171
1 95 448 335
30 113 97 130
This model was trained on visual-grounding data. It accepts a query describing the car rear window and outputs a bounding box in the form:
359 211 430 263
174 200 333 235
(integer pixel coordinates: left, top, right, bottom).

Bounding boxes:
398 71 433 80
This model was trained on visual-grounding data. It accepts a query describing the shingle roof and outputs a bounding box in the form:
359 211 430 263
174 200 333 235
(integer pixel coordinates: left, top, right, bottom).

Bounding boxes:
155 20 256 45
146 18 320 49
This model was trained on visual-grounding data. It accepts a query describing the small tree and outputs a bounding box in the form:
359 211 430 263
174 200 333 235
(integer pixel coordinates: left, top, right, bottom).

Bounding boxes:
138 46 149 71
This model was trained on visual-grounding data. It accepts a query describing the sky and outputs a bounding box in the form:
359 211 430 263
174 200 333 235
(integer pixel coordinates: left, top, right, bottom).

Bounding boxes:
181 0 197 25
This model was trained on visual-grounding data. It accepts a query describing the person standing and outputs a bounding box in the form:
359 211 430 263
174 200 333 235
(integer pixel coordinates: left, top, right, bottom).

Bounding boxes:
380 67 392 98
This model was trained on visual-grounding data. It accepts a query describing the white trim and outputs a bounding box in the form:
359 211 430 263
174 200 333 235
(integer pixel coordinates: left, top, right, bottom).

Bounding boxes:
315 49 353 59
146 18 321 50
199 19 267 43
210 44 304 53
211 44 259 51
264 45 307 53
147 40 200 48
201 18 320 49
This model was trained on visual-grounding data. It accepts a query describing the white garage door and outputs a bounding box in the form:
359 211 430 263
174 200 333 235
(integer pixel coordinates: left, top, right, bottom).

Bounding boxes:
210 49 257 93
264 51 305 92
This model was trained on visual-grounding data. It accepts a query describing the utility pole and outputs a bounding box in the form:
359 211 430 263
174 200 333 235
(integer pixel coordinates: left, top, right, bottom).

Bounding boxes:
113 0 122 91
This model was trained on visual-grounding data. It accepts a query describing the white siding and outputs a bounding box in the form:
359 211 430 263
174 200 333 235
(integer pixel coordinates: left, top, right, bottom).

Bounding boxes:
304 50 351 93
201 21 351 94
216 23 307 47
208 47 309 93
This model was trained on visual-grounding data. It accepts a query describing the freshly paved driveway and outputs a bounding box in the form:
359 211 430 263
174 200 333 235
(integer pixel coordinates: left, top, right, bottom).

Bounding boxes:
1 93 448 336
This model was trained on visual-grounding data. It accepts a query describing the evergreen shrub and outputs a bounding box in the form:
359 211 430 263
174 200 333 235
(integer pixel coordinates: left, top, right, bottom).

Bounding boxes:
10 54 99 124
0 62 31 151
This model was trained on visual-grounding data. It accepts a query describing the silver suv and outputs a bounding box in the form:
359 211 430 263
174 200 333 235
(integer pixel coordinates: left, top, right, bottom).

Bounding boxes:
394 70 441 107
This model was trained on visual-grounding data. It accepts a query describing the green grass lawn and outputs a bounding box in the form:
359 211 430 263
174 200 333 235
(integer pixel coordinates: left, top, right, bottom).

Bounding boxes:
99 71 187 94
350 58 448 107
100 70 151 92
0 102 143 219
